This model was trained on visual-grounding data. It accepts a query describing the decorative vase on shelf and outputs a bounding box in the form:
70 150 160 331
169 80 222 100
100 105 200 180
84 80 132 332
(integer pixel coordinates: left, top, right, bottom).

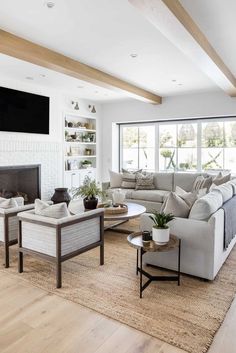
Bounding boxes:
152 227 170 245
51 188 71 206
112 189 125 205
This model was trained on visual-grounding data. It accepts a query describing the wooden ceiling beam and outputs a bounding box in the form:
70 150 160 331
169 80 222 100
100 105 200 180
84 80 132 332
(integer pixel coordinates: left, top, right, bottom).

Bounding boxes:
129 0 236 97
0 29 162 104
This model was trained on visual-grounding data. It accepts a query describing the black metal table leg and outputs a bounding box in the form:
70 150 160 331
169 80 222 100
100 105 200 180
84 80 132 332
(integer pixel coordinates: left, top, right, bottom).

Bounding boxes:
140 248 143 298
178 239 181 286
136 249 138 275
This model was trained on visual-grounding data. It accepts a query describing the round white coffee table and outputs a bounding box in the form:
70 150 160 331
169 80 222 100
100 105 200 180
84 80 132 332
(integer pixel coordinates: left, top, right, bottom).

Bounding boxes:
69 201 146 234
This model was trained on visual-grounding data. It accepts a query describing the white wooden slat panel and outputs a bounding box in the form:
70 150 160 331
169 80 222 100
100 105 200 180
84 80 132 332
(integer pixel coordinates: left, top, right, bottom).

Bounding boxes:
22 222 56 257
61 218 100 256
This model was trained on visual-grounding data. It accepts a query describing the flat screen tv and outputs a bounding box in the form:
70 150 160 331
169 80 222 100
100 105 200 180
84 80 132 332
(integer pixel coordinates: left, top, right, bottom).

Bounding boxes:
0 86 49 134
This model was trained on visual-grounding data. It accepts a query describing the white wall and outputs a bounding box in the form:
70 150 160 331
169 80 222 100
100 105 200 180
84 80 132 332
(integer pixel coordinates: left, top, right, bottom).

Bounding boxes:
0 78 102 198
101 91 236 180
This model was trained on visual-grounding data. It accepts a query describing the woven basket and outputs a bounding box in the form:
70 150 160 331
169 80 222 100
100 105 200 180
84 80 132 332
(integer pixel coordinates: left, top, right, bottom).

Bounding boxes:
98 203 128 214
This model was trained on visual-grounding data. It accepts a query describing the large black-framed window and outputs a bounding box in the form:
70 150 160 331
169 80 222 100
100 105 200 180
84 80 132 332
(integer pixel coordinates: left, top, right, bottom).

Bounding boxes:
119 116 236 173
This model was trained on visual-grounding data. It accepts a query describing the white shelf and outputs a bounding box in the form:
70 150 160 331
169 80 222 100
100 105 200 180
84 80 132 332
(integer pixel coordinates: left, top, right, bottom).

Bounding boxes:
65 141 96 145
65 127 96 133
65 111 97 120
65 168 96 173
65 155 96 159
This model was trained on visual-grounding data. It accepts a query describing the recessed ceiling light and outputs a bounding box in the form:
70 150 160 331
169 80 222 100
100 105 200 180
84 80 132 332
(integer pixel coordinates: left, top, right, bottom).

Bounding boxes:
178 83 183 86
45 1 55 9
172 79 177 82
130 53 138 58
25 76 34 80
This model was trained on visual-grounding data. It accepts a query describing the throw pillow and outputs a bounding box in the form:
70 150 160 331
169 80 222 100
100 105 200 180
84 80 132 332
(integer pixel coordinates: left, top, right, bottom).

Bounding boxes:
0 197 18 209
121 173 137 189
210 183 233 203
161 191 190 218
135 173 155 190
213 173 231 186
121 168 142 174
192 176 204 192
175 186 207 208
189 189 223 220
109 170 123 188
35 199 70 219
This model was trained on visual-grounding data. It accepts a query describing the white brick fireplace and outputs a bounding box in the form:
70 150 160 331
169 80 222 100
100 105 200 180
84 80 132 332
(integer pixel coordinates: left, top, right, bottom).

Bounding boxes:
0 140 62 200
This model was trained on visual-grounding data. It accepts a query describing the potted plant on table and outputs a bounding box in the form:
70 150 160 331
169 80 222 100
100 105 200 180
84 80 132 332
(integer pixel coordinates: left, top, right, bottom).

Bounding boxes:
149 212 175 245
71 176 103 210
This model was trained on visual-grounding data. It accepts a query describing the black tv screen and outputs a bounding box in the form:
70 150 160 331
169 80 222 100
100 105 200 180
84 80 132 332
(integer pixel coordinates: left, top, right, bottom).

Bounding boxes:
0 87 49 134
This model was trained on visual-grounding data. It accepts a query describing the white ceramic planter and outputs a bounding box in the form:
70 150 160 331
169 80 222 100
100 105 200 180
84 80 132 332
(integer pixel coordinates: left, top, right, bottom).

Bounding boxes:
112 189 125 204
152 227 170 245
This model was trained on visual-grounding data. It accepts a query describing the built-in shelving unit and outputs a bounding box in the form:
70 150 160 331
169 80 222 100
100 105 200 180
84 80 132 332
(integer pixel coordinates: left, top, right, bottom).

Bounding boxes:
63 111 97 189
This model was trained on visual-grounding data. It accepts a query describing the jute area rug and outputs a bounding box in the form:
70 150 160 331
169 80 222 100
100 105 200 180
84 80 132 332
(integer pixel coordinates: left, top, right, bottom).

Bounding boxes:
1 220 236 353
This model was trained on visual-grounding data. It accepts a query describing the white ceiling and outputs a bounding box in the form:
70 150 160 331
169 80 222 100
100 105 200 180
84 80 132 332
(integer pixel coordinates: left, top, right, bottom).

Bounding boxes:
0 0 234 100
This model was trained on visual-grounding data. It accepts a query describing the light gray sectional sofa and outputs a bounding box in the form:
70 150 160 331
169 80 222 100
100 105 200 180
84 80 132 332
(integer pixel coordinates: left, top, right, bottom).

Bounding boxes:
104 171 236 280
104 172 208 212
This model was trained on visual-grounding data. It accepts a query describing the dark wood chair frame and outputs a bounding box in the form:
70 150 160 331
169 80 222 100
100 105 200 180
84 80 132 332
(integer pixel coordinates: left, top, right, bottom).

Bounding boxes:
0 211 19 268
18 211 104 288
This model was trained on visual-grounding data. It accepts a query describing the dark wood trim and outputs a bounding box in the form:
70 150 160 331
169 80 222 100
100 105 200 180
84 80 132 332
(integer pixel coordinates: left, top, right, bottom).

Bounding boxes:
19 247 56 263
100 214 104 266
4 216 9 268
18 209 104 229
18 220 23 273
56 227 62 288
61 241 103 262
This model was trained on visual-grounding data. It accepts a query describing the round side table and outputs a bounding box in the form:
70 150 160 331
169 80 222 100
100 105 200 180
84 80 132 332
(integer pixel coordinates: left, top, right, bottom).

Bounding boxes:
127 232 181 298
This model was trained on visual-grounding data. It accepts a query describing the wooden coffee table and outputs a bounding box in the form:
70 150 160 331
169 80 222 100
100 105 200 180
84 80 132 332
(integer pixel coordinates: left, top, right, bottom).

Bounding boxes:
103 203 146 234
127 232 181 298
69 201 146 234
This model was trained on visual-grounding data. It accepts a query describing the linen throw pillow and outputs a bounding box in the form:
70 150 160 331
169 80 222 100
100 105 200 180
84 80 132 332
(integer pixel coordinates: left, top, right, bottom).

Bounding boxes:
0 197 18 209
35 199 70 219
161 191 190 218
121 172 137 189
213 173 231 186
192 175 212 192
109 170 123 188
135 173 155 190
175 186 207 208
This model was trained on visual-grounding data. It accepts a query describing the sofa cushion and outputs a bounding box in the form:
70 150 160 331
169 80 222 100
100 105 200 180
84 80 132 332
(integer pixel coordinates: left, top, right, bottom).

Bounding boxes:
0 197 18 209
189 190 223 220
211 183 233 203
136 173 155 190
109 170 123 188
174 173 202 192
153 173 173 191
35 199 70 219
127 189 169 203
175 186 207 207
161 191 190 218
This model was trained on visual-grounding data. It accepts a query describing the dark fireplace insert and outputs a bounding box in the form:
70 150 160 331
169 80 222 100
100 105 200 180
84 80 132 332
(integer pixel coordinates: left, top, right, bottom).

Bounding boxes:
0 165 41 204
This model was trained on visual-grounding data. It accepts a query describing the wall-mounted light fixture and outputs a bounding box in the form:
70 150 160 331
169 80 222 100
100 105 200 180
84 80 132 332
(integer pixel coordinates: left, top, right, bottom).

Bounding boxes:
71 101 79 110
88 105 96 113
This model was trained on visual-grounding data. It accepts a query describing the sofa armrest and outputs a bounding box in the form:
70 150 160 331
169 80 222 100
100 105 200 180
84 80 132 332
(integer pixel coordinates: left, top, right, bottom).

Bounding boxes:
0 203 35 216
18 208 104 227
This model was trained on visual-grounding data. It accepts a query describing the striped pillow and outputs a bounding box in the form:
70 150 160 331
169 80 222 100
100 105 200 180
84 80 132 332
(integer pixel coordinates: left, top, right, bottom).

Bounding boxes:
35 199 70 219
121 173 137 189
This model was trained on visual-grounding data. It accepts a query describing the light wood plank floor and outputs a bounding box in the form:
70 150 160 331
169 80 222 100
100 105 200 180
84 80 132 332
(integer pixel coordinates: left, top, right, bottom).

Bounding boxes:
0 271 235 353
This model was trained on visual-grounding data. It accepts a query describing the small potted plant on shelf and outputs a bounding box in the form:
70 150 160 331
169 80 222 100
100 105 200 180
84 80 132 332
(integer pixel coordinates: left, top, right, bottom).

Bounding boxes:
81 160 92 169
149 211 175 245
71 176 103 210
